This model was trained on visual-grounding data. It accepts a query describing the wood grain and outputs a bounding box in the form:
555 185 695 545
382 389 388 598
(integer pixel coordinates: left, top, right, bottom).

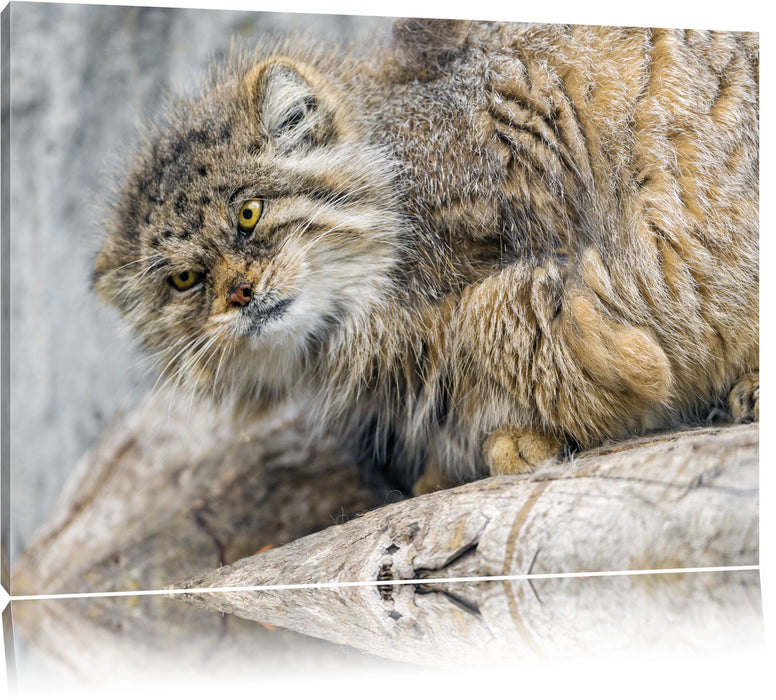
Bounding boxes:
12 388 760 672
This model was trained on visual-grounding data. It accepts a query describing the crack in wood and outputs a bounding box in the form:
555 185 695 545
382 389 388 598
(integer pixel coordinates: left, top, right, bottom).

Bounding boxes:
414 539 481 579
526 548 543 604
411 540 484 619
414 586 482 618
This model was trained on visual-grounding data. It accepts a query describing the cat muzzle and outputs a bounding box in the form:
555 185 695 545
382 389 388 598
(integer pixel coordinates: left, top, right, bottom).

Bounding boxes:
242 297 294 336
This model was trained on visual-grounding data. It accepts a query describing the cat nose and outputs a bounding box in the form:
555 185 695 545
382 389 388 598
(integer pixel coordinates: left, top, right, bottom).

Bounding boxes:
226 282 252 307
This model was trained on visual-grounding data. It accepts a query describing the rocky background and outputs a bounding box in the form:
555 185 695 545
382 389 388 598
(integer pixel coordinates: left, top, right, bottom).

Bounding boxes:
7 1 393 562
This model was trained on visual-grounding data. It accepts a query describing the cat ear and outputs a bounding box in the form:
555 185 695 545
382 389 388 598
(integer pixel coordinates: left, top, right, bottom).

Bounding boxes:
247 61 332 150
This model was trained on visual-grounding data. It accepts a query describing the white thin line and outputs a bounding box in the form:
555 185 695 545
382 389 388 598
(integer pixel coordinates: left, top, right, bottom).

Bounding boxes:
9 564 760 602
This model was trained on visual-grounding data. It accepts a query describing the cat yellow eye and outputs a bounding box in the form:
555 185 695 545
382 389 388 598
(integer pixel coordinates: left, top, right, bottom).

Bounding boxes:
169 270 204 291
237 198 263 233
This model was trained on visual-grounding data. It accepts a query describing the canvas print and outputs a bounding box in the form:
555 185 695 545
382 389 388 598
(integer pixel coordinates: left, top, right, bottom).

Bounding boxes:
1 1 762 694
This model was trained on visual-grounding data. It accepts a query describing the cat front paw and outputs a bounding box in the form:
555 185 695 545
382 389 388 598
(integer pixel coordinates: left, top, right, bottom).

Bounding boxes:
482 428 562 476
728 370 759 422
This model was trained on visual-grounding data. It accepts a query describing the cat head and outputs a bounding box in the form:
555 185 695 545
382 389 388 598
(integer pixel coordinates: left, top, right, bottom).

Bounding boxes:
94 57 403 400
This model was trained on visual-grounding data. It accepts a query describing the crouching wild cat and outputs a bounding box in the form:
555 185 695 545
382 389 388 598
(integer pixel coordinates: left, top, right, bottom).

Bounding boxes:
94 18 759 494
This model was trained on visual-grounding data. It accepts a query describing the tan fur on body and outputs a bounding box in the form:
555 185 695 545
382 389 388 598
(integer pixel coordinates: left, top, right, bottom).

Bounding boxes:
94 20 759 492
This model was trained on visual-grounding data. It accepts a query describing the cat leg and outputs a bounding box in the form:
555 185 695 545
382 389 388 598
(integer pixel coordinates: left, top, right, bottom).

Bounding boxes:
482 428 563 476
412 453 460 495
453 251 674 475
728 370 759 422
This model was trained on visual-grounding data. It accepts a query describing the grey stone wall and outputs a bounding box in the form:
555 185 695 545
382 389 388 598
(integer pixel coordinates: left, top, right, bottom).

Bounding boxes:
7 2 393 561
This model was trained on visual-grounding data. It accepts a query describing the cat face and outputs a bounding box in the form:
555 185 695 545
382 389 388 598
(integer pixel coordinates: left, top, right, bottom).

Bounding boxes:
95 59 402 399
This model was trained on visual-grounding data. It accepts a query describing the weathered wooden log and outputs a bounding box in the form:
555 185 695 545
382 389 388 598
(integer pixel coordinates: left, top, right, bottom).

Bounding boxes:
174 422 761 667
12 381 760 675
13 390 387 597
11 388 393 680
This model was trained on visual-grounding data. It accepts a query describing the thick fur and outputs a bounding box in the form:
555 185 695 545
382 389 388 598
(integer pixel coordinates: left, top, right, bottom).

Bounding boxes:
94 20 759 491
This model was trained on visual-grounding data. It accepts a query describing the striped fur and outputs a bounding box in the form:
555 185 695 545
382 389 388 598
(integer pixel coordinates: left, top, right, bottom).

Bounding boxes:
95 20 759 491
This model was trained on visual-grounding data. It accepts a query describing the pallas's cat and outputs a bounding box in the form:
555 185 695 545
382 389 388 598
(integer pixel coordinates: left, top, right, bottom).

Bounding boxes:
95 19 759 493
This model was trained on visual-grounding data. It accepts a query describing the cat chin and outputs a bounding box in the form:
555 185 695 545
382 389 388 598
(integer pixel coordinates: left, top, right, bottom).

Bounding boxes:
208 336 305 397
